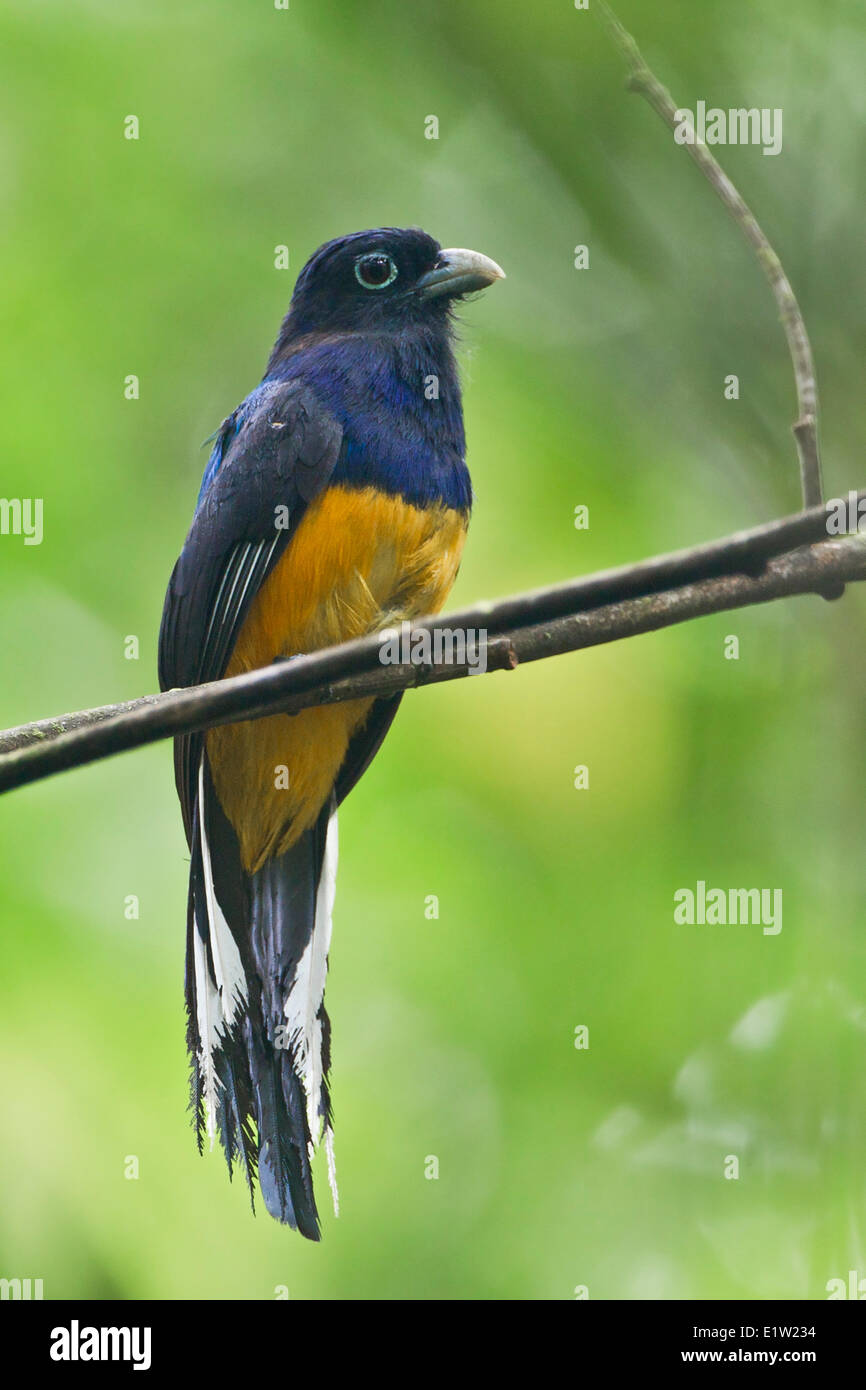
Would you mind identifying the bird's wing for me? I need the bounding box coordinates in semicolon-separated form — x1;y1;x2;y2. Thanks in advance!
158;377;344;841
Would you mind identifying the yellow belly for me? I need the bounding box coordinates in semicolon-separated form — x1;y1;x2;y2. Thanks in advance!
206;484;468;872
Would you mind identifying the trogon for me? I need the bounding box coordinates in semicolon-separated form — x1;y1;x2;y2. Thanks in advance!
158;227;504;1238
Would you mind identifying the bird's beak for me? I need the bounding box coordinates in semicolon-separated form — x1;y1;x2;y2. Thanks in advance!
416;248;506;300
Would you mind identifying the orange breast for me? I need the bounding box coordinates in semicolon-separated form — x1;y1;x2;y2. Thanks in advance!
206;484;468;872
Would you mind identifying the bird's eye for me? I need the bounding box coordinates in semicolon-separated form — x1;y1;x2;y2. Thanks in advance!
354;253;398;290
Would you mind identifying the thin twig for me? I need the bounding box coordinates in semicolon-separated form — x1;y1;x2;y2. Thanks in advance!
0;499;861;794
598;1;823;508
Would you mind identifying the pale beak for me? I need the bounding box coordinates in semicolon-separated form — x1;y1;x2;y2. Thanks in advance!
416;247;506;300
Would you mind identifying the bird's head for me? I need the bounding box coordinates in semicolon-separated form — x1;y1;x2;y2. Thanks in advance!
278;226;505;343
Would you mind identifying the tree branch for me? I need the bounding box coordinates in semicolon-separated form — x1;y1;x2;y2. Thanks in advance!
0;499;862;795
598;1;823;507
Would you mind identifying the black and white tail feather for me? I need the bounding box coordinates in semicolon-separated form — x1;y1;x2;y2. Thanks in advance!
187;755;339;1240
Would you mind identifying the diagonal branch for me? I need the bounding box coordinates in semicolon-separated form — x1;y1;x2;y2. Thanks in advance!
598;1;823;508
0;498;862;795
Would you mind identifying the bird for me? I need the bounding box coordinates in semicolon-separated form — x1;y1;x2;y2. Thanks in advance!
158;227;504;1238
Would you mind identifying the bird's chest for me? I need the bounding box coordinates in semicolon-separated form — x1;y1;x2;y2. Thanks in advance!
225;483;469;672
207;483;468;870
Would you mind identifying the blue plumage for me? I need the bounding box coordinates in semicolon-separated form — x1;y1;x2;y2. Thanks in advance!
275;331;471;512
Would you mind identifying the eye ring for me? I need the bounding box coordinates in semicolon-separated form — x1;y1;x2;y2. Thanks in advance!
354;253;398;290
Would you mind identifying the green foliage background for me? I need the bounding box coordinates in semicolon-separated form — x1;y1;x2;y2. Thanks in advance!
1;0;865;1300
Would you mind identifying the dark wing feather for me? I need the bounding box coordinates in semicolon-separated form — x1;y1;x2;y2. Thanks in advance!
158;377;344;841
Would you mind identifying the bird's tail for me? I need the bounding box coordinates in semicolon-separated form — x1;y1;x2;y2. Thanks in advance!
185;756;339;1239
